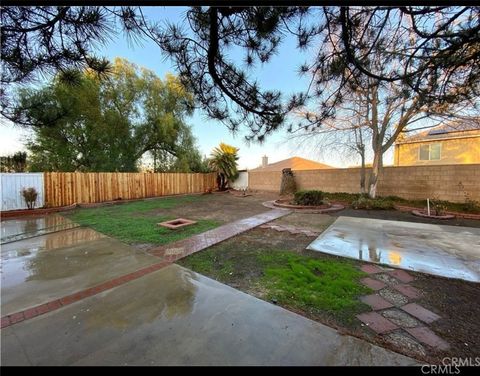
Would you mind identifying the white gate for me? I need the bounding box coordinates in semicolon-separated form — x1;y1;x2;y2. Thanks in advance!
231;171;249;190
0;173;44;211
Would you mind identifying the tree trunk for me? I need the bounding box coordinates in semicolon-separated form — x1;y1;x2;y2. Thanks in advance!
217;172;228;190
359;145;366;194
368;148;383;198
153;150;157;173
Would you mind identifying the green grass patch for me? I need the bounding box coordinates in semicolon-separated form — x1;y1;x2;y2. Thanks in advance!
180;246;371;322
66;195;219;245
257;251;370;313
180;252;234;280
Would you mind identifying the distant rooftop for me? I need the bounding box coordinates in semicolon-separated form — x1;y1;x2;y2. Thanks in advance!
250;156;332;172
397;119;480;144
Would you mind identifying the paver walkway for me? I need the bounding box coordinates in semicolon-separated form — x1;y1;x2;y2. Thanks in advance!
357;265;449;356
147;209;289;260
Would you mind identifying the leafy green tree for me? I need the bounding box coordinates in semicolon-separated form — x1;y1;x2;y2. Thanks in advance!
17;58;201;172
208;143;239;191
150;130;210;173
0;151;28;172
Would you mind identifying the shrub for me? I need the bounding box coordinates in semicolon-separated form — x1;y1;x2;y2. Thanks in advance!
462;199;480;213
430;199;448;216
294;190;325;206
352;197;394;210
21;187;38;209
381;195;407;203
323;192;362;203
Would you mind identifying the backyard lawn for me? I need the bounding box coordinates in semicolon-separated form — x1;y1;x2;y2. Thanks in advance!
65;192;278;248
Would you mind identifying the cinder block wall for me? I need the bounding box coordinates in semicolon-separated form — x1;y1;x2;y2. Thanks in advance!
249;164;480;202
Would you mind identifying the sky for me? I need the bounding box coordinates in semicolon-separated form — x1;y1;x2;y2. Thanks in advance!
0;6;394;169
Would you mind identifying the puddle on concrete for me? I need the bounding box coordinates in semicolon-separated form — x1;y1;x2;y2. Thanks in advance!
1;215;78;243
0;224;159;315
307;216;480;282
1;227;108;288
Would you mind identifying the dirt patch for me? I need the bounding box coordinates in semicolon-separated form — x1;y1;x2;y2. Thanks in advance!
412;274;480;363
148;191;279;223
269;212;335;232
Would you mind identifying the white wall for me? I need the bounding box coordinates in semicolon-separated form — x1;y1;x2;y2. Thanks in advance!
231;171;249;190
1;173;44;211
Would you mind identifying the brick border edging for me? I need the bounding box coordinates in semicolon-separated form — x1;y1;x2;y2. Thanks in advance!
0;204;78;219
394;204;480;220
0;261;171;329
273;199;333;210
262;200;344;214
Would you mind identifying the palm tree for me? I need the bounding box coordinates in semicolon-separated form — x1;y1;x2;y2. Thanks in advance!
208;143;239;191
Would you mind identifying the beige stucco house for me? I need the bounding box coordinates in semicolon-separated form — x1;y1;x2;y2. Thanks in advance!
394;121;480;166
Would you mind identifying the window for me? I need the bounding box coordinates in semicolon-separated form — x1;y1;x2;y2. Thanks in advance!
419;143;441;161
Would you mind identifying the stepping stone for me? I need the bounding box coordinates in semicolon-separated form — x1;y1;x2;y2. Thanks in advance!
360;277;386;291
379;288;409;306
381;309;421;328
356;312;398;334
361;264;383;274
289;229;305;235
375;273;400;285
384;332;426;358
401;303;441;324
360;294;394;310
388;269;415;283
405;327;450;350
393;284;422;299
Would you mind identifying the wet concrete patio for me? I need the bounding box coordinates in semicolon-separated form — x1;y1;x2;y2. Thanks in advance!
1;214;79;244
1;264;417;366
307;216;480;282
1;216;160;316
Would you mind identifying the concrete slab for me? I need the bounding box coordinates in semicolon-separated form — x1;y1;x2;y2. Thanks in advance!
1;264;417;366
1;226;160;315
307;216;480;282
1;214;79;244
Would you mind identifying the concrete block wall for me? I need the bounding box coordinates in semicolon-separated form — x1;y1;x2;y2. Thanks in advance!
249;164;480;203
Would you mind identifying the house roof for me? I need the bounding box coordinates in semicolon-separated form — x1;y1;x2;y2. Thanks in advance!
250;157;332;172
397;119;480;144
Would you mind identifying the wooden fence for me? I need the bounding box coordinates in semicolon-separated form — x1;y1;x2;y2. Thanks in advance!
44;172;217;207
